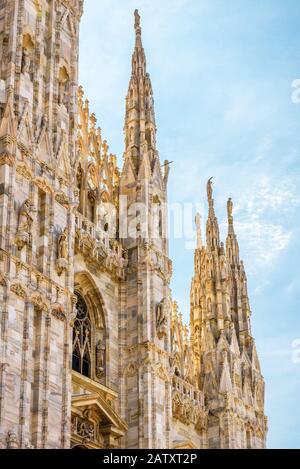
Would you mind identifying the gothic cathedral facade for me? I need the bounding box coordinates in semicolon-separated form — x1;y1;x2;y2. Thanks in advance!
0;1;267;449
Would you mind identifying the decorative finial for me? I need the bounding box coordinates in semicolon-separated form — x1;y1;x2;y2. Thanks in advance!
195;213;202;249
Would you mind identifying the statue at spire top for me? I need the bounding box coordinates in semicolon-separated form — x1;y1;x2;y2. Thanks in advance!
134;9;141;29
227;197;233;219
207;177;213;201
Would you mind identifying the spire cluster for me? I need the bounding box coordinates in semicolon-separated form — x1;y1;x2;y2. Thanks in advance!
188;180;266;446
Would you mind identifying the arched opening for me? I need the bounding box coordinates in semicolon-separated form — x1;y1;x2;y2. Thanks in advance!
73;273;108;384
72;292;92;378
21;33;34;77
58;65;70;108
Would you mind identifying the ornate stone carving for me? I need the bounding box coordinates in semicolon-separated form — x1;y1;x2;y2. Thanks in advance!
0;152;15;167
6;431;18;449
34;177;53;194
55;191;70;207
16;163;33;180
11;281;27;299
30;292;49;312
71;415;95;443
124;362;138;378
51;303;66;322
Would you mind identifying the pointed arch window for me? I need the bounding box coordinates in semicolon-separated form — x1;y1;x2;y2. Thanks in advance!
72;293;92;378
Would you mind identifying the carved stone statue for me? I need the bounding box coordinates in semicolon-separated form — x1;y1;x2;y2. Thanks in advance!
227;198;233;218
227;197;233;224
56;227;69;276
6;431;18;449
156;298;168;339
21;48;31;75
134;9;141;29
16;198;34;251
58;227;68;260
76;163;83;189
96;340;105;379
18;198;33;234
207;177;213;201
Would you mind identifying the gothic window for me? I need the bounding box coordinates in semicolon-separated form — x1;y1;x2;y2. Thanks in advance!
72;293;92;378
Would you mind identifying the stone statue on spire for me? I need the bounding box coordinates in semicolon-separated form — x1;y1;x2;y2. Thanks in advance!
227;197;234;233
207;177;213;202
134;9;141;29
227;197;233;219
227;198;233;223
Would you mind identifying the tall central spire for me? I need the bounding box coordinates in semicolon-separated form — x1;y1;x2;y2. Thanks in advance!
123;10;157;172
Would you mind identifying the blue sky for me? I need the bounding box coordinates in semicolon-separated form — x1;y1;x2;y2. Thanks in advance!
79;0;300;449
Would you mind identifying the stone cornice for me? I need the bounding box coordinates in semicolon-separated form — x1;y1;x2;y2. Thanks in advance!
0;251;71;298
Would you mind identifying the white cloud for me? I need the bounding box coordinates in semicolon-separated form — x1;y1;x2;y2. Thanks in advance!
218;173;299;271
235;220;291;267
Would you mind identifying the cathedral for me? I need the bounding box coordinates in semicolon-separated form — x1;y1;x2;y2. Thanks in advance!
0;1;267;449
